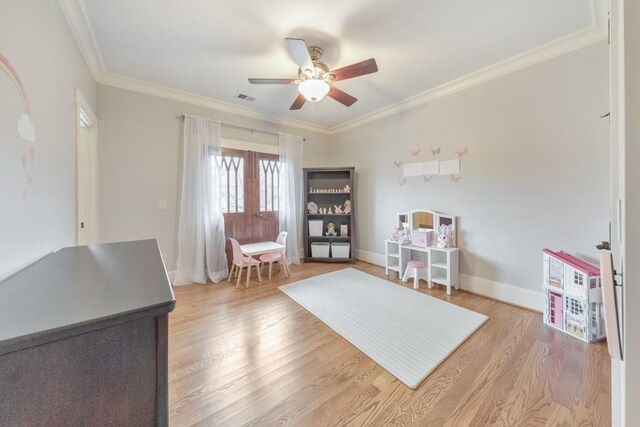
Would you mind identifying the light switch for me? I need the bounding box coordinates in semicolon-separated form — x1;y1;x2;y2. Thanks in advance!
158;199;167;210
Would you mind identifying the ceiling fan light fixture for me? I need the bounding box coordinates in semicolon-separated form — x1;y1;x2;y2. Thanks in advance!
298;79;330;102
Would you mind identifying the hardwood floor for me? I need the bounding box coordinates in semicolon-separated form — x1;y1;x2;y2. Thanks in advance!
168;262;611;426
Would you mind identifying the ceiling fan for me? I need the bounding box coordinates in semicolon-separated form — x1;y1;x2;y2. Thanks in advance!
248;38;378;110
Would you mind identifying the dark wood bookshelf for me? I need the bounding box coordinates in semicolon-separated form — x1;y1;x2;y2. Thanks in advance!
303;167;356;263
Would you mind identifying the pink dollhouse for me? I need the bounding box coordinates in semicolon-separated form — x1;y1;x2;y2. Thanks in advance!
543;249;605;343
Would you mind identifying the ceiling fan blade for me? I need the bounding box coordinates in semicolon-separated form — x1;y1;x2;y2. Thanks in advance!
248;78;295;84
285;38;314;72
289;93;306;110
330;58;378;82
327;86;357;107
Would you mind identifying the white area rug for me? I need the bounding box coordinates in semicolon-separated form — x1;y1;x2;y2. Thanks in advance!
279;268;488;389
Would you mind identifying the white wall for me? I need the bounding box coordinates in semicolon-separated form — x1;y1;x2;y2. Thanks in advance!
331;43;609;307
96;84;333;270
0;1;95;280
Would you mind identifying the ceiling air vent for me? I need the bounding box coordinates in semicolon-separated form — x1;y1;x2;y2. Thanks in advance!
236;93;256;102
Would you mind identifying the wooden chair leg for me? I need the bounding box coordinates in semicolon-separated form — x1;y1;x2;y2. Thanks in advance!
245;264;251;288
227;264;235;282
268;262;273;280
236;266;243;289
256;263;262;282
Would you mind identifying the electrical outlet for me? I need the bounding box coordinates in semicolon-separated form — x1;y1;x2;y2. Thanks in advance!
158;199;167;210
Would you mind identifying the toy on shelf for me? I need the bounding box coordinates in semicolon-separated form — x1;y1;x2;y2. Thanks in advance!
437;224;452;248
307;201;319;214
309;185;352;194
411;228;433;248
542;249;605;343
334;205;343;214
343;200;352;214
390;226;411;243
326;222;337;236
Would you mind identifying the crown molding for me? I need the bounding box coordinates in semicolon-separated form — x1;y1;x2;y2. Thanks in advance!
57;0;105;80
59;0;607;136
330;25;607;134
98;72;334;134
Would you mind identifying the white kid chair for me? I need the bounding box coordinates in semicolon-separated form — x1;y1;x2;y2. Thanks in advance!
259;231;288;280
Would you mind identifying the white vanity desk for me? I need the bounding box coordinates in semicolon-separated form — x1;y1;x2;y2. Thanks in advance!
384;209;460;294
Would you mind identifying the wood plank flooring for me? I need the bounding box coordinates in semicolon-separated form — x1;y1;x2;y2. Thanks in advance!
168;262;610;426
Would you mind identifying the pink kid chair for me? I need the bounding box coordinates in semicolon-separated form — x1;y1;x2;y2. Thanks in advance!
228;238;261;289
259;231;288;280
402;260;428;290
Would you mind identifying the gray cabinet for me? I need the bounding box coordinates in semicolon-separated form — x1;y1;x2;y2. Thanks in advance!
0;240;175;426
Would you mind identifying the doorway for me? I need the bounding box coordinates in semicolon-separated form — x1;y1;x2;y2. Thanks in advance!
76;89;98;246
218;148;281;262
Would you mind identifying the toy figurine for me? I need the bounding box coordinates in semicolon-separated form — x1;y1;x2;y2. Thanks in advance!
343;200;352;214
437;224;451;248
328;207;333;214
334;205;343;214
343;185;351;193
326;222;337;236
308;201;319;214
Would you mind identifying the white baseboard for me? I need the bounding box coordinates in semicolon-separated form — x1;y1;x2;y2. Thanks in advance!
166;269;176;283
355;248;542;312
459;273;543;312
355;249;387;267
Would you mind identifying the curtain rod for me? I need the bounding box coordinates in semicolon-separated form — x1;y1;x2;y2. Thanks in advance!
177;115;305;141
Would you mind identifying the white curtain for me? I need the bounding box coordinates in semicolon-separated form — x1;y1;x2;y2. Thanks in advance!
278;133;304;264
174;115;228;285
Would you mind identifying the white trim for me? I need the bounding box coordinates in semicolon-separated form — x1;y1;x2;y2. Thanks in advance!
57;0;105;80
75;88;96;125
99;72;333;135
459;274;543;312
221;138;278;154
75;89;99;246
166;269;176;283
355;248;542;312
356;248;387;267
331;26;607;134
59;0;607;135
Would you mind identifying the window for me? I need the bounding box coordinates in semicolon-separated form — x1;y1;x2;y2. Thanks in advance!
217;154;244;213
259;158;281;212
574;271;584;287
566;297;584;316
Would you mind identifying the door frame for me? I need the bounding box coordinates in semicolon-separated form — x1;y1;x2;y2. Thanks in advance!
219;147;281;263
75;89;98;246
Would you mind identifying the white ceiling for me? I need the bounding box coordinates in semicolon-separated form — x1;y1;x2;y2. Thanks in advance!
82;0;601;129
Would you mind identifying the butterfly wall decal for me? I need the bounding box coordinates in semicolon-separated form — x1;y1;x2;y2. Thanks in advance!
423;175;434;183
394;160;402;168
431;147;441;155
399;178;407;186
450;174;462;183
411;149;421;157
457;147;468;158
